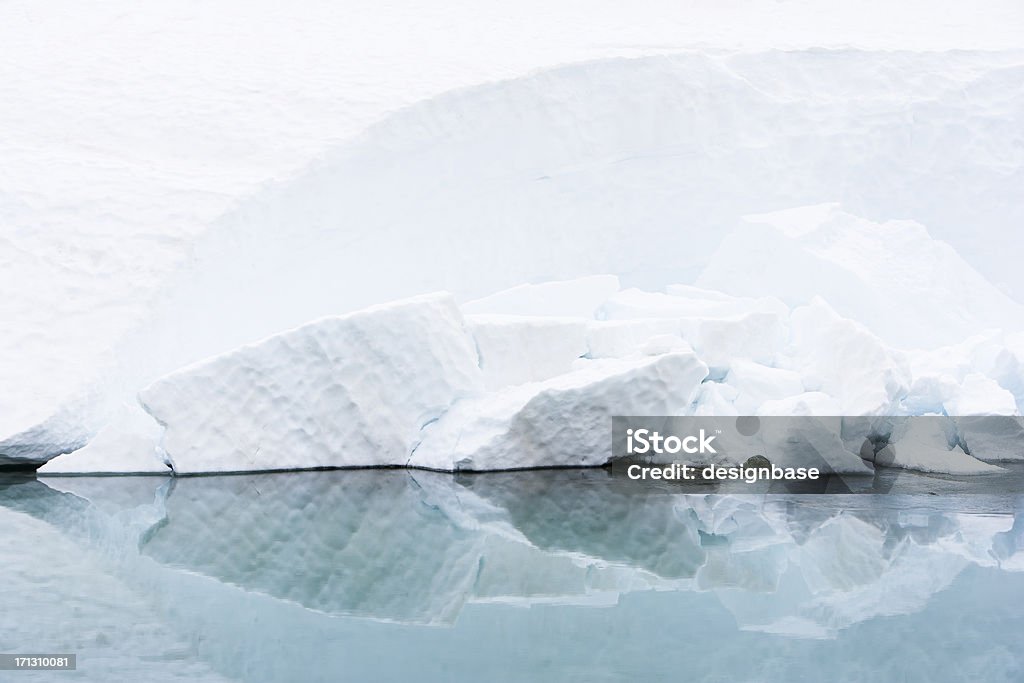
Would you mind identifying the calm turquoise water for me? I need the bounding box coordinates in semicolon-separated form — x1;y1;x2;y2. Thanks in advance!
1;469;1022;682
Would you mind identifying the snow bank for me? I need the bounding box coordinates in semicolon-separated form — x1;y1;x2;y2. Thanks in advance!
410;352;708;471
139;294;483;473
7;49;1024;458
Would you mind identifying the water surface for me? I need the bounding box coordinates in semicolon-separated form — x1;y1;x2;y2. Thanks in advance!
1;468;1022;682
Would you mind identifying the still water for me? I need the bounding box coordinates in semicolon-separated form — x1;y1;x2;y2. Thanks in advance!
1;468;1022;682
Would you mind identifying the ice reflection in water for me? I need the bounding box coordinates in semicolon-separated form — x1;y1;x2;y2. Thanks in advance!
0;469;1023;682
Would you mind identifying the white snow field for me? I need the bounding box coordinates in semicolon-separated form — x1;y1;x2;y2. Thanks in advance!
4;2;1024;472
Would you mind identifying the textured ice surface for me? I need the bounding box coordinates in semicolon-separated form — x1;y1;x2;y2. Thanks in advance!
411;352;708;471
955;416;1024;462
139;294;482;473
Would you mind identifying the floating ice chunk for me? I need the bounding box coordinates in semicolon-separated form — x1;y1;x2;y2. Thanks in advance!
462;276;620;318
697;205;1024;348
139;293;483;473
725;360;804;415
0;398;95;469
954;416;1024;462
37;403;170;475
585;319;682;358
411;351;708;471
873;417;1001;474
945;373;1018;416
468;315;587;390
787;298;910;415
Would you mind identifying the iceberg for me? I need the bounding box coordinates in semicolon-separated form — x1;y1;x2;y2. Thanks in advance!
954;416;1024;462
410;351;708;471
139;294;483;473
871;417;1002;474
